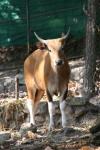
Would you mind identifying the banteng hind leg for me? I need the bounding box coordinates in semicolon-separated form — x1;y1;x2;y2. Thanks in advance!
34;89;44;113
26;86;36;125
27;87;44;125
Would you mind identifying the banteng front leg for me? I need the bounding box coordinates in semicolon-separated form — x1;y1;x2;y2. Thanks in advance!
48;101;55;130
60;89;68;128
60;100;67;128
47;90;55;131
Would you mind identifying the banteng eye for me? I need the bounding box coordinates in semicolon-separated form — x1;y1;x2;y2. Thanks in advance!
44;44;51;52
60;45;64;51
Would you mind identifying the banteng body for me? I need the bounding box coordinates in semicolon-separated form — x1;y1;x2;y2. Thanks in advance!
24;30;70;130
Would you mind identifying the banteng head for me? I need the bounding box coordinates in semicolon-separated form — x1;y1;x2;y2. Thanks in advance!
34;28;70;67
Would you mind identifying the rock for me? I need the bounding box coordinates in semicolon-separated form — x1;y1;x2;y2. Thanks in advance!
61;127;76;136
90;117;100;146
45;146;53;150
19;123;37;137
21;137;33;144
16;137;33;146
0;131;11;144
89;96;100;107
0;84;4;93
66;97;86;106
11;131;21;140
71;66;84;81
90;132;100;146
90;122;100;134
35;115;45;124
36;102;48;115
27;131;37;140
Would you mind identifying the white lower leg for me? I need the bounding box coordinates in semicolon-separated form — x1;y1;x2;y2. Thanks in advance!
48;101;55;130
60;100;67;128
27;99;35;125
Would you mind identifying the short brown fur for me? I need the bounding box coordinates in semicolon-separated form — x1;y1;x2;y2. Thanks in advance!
24;36;70;118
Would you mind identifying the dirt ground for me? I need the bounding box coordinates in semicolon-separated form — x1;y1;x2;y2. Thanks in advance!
0;58;100;150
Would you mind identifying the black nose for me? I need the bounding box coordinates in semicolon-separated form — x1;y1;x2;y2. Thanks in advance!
56;59;63;66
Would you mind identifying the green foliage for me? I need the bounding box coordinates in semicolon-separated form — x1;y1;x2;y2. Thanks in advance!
0;0;87;46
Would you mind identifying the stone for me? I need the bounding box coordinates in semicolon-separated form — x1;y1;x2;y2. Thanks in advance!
0;131;11;144
11;131;21;140
61;127;76;136
45;146;53;150
90;132;100;146
66;97;86;106
27;131;37;140
0;84;4;93
90;117;100;134
36;102;48;115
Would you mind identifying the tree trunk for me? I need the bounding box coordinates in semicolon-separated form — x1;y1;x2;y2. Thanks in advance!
83;0;96;100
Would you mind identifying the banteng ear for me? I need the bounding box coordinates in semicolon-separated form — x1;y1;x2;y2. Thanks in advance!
36;42;46;50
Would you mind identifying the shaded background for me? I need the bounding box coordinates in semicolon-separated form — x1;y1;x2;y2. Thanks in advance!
0;0;99;66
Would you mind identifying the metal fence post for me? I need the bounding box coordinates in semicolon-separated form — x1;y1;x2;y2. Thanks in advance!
26;0;30;54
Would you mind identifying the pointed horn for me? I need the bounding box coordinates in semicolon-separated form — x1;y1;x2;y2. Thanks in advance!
34;32;47;44
60;27;70;40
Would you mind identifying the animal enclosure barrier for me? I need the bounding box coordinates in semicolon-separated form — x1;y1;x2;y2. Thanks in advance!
0;0;87;48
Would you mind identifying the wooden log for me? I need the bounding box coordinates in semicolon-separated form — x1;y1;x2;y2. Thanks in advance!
15;75;19;100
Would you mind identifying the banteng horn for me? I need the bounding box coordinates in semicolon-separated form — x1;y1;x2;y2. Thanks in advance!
34;32;47;44
60;27;70;40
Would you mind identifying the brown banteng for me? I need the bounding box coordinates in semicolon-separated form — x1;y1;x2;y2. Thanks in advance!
24;29;70;130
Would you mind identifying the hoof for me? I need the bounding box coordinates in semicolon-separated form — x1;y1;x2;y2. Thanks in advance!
62;127;75;136
48;125;55;132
